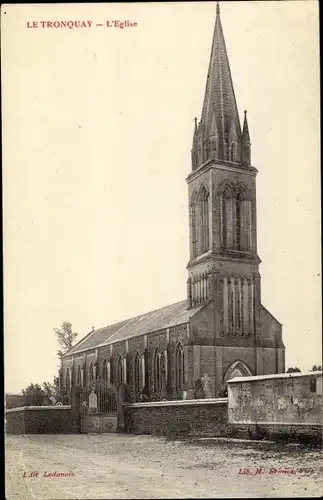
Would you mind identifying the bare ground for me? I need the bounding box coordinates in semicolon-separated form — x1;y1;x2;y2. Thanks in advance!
5;434;323;499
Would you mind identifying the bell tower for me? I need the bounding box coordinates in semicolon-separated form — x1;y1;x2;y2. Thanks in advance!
187;3;261;345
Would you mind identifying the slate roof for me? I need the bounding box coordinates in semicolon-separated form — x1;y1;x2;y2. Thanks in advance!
200;4;242;140
64;300;203;357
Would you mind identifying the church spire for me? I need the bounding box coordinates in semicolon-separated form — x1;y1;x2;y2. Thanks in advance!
192;2;244;169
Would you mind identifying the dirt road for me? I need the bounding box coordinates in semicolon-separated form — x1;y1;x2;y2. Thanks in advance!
5;434;323;498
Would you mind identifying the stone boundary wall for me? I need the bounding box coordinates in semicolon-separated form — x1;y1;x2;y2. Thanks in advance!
5;406;72;435
227;371;322;444
125;398;230;437
125;394;322;444
227;371;322;425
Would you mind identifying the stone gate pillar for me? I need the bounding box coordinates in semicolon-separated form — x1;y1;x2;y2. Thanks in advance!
70;387;81;433
116;383;128;433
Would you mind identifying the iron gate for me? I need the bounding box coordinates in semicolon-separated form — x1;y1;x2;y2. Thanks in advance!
79;379;117;433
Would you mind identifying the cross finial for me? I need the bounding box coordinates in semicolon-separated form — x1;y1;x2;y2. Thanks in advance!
216;2;220;16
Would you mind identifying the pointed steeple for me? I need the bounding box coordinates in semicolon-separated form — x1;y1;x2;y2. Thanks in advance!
193;2;243;167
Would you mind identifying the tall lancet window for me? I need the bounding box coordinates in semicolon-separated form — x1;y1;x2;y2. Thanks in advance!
153;348;162;392
175;343;185;390
116;356;123;386
229;290;234;334
134;353;140;398
102;360;107;381
199;185;210;254
160;351;166;390
236;192;242;250
236;281;242;333
221;187;231;249
191;200;197;258
191;187;209;258
221;196;227;249
89;363;94;383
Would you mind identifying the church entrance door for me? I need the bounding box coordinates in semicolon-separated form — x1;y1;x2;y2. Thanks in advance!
79;379;117;433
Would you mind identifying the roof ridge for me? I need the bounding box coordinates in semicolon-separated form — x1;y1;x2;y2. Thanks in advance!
96;299;187;333
63;299;187;357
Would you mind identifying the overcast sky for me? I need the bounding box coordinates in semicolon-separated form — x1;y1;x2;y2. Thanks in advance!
3;1;320;393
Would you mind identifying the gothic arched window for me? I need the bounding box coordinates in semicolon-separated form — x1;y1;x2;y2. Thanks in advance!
126;354;132;386
175;343;185;390
107;360;111;383
191;200;197;258
229;289;234;333
221;187;231;249
102;360;107;381
116;356;123;386
109;358;114;384
236;282;242;333
199;185;210;254
191;187;209;258
160;351;166;390
89;363;94;383
134;353;140;398
153;348;162;392
236;192;242;250
222;196;227;249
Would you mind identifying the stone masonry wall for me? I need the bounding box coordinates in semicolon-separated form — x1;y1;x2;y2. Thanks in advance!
5;408;25;434
228;372;323;425
6;407;72;434
125;399;230;437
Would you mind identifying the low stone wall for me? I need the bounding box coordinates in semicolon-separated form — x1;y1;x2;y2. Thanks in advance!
227;371;323;444
228;371;322;425
5;406;72;434
5;407;26;434
125;398;229;437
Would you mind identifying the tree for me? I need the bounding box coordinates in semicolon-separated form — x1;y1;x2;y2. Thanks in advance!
54;321;78;358
22;383;46;406
286;367;301;373
50;375;68;404
311;364;322;372
41;381;56;404
53;375;60;392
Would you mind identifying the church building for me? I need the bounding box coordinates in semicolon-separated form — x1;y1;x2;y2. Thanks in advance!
61;4;285;400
